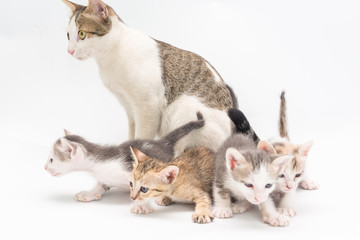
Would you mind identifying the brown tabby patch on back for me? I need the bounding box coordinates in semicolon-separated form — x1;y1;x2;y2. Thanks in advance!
156;40;233;110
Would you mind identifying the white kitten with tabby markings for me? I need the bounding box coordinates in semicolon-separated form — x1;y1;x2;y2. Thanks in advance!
62;0;237;153
212;134;293;227
44;114;204;202
270;91;319;218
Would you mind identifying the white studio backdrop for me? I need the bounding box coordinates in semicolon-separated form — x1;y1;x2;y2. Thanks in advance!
0;0;359;239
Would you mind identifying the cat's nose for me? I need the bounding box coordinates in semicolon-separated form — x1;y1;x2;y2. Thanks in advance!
68;49;75;55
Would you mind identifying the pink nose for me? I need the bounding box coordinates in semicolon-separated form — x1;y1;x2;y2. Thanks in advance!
68;50;75;55
44;165;47;170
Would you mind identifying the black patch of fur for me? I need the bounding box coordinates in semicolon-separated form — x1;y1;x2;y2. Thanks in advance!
228;108;260;143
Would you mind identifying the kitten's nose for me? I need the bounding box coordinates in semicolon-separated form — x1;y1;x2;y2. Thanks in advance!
44;165;48;170
68;49;75;55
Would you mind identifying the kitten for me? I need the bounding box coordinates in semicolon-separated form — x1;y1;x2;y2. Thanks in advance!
62;0;236;153
212;134;293;227
270;91;319;217
129;146;215;224
44;113;204;202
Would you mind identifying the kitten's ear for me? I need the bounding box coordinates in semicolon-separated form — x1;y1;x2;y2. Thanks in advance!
87;0;109;19
226;148;247;171
257;141;277;154
59;138;85;160
62;0;85;13
130;147;149;165
271;155;293;172
157;166;179;184
63;129;72;136
298;141;313;157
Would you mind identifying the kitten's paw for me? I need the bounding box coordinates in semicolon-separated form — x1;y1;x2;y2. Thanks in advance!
231;202;251;214
192;211;214;224
278;207;296;218
212;207;233;218
131;203;154;214
75;191;101;202
155;196;172;206
300;180;320;190
263;214;290;227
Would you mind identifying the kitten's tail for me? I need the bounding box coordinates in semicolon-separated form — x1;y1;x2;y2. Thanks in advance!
228;108;260;143
279;91;290;140
226;84;239;109
159;112;205;147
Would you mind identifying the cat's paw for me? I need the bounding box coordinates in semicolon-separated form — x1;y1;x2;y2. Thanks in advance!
75;191;101;202
278;207;296;218
231;202;251;214
263;214;290;227
300;180;320;190
131;203;153;214
192;211;214;224
155;196;172;206
212;207;233;218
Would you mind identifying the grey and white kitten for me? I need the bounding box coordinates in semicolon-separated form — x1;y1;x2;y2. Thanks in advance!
44;113;204;202
212;134;293;227
63;0;236;153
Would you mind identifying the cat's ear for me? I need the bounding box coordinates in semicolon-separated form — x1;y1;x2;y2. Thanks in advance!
297;141;313;157
257;141;277;154
62;0;85;13
63;129;73;136
130;147;149;165
226;148;247;171
271;155;293;172
87;0;109;20
157;166;179;184
59;138;85;160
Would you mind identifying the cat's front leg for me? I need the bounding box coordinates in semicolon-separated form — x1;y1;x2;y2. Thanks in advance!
75;183;109;202
231;199;251;214
130;202;154;214
133;103;161;139
278;190;296;217
192;194;213;224
212;186;233;218
259;197;290;227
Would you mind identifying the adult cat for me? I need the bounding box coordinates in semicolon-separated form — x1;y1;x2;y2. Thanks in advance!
63;0;236;153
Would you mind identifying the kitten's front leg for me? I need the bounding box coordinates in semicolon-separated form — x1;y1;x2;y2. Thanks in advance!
131;202;154;214
75;183;109;202
231;200;251;214
300;177;320;190
278;190;296;217
155;196;172;206
212;186;233;218
192;194;213;224
259;197;290;227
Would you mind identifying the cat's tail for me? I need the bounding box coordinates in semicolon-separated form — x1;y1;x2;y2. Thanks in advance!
228;108;260;143
226;84;239;109
279;91;290;140
159;112;205;147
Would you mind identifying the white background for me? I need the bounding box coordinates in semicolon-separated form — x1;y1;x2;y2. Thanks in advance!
1;0;359;239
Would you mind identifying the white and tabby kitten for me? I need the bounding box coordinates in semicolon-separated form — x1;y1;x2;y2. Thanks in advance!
62;0;237;153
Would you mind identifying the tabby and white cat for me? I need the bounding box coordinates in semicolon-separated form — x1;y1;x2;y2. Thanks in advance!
212;133;293;226
62;0;237;153
129;146;215;224
44;113;204;201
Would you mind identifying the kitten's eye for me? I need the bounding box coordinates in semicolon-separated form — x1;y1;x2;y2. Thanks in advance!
78;30;86;40
67;32;70;40
129;181;133;188
279;174;285;178
50;158;53;163
245;183;253;188
140;186;149;193
265;184;273;188
295;173;302;178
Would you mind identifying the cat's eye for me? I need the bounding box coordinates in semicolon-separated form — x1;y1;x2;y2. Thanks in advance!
67;32;70;40
295;173;302;178
78;30;86;40
140;186;149;193
279;174;285;178
50;158;53;163
129;181;133;188
265;184;273;188
245;183;253;188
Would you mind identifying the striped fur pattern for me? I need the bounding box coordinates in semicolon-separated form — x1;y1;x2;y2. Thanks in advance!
279;91;289;140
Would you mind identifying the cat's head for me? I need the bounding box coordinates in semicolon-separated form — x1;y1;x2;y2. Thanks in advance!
129;147;178;203
63;0;120;60
273;141;313;192
225;140;293;205
44;130;87;177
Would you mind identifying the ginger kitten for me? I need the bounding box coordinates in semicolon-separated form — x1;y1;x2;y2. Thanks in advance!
129;147;215;224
